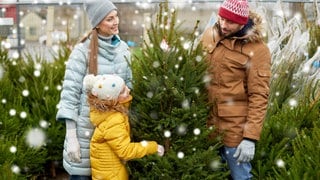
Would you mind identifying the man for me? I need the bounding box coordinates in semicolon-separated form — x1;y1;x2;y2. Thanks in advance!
201;0;271;179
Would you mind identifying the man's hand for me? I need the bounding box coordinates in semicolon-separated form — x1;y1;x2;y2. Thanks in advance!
233;139;255;162
66;129;81;163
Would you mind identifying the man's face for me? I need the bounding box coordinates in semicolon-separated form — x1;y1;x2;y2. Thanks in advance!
218;17;244;37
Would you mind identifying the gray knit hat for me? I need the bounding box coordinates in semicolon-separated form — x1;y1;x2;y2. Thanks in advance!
84;0;117;28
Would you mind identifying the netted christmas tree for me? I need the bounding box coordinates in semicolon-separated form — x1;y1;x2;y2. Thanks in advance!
128;2;228;179
251;3;320;178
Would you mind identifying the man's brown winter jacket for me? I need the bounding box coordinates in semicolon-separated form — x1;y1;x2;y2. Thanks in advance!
201;12;271;147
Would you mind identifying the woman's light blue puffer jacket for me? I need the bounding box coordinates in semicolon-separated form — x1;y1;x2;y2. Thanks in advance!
56;35;132;176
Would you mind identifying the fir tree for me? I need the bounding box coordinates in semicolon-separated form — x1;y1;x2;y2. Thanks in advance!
0;45;69;179
128;2;228;179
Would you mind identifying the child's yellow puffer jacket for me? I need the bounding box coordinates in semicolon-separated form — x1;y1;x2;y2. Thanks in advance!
89;96;158;180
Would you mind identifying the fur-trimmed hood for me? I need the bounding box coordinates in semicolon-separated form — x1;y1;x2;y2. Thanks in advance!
241;11;265;43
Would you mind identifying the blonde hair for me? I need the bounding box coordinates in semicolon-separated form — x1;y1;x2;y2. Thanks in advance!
87;93;128;114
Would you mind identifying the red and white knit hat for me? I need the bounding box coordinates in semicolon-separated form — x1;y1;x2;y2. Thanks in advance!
218;0;249;25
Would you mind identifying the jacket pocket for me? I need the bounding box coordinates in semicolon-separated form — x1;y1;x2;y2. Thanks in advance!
255;69;271;92
224;51;249;68
258;69;271;77
217;103;248;117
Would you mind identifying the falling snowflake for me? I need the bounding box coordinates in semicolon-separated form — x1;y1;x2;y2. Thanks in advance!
25;128;46;148
193;87;199;94
84;131;90;137
11;165;20;174
177;124;187;135
195;55;202;62
146;91;153;98
210;159;221;170
225;149;230;155
56;85;62;91
20;111;27;119
34;70;41;77
164;130;171;138
153;61;160;68
10;146;17;153
9;109;16;116
288;98;297;107
177;151;184;159
140;140;148;147
193;128;200;135
183;42;190;50
39;120;49;128
22;89;30;97
44;86;49;91
203;74;211;84
19;76;26;83
276;159;285;168
181;99;190;109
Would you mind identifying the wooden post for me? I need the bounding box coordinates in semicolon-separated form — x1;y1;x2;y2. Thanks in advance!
46;6;54;47
143;12;151;47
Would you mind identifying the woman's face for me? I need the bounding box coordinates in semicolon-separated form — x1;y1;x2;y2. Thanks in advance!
96;10;119;37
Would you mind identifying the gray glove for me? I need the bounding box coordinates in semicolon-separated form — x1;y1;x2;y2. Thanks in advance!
233;139;255;162
66;129;81;163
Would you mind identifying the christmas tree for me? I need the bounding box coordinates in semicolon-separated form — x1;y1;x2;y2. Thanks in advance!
0;45;69;179
128;2;228;179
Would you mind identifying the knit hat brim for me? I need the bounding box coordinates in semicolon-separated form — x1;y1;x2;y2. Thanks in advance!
219;7;249;25
84;0;117;28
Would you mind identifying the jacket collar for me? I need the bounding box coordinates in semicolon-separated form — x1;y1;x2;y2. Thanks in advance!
232;19;254;38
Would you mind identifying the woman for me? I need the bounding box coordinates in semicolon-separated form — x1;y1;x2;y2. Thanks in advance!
56;0;132;179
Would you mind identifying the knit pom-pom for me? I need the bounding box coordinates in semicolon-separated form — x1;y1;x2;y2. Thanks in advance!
83;74;97;91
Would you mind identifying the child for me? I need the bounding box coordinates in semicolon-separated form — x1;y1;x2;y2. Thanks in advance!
83;74;164;180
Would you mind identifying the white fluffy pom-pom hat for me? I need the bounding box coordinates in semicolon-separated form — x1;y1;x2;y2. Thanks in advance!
83;74;125;100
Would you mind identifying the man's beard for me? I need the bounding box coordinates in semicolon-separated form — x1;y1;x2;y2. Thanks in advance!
218;25;237;38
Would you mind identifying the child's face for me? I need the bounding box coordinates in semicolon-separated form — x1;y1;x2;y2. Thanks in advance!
118;85;130;102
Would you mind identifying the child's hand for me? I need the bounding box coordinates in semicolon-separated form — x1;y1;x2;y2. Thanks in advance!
157;145;165;156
